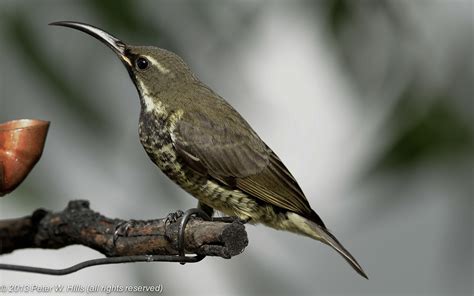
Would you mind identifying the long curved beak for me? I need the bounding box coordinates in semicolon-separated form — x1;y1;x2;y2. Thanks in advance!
49;21;131;66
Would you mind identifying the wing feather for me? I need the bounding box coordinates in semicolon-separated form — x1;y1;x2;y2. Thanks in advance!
172;96;314;219
236;152;312;215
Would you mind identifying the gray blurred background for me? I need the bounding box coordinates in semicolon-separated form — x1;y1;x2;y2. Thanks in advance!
0;0;472;295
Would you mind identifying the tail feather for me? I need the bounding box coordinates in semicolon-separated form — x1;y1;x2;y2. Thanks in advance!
287;213;368;279
316;223;368;279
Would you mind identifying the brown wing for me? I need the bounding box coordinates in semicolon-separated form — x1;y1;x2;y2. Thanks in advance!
173;109;269;178
235;151;313;216
173;106;316;220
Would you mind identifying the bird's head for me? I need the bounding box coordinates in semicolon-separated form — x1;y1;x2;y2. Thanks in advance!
50;21;196;103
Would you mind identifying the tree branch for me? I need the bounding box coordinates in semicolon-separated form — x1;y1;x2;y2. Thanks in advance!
0;200;248;259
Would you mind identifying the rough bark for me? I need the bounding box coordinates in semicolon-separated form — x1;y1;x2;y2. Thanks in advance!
0;200;248;259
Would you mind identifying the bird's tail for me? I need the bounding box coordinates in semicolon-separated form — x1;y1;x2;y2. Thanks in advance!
286;212;368;279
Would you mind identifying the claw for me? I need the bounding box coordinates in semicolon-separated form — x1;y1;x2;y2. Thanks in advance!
165;210;184;226
112;219;136;246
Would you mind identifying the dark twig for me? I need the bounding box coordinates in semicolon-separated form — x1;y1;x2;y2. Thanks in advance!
0;255;204;275
0;200;248;275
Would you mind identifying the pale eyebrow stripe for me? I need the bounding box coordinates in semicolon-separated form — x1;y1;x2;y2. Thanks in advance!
144;55;170;74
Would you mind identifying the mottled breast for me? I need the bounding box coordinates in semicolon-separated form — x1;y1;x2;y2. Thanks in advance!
137;105;260;220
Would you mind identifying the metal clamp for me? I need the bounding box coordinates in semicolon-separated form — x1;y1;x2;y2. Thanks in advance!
177;208;211;265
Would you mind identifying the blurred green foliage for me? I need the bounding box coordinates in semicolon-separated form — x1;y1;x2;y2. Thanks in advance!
322;0;473;174
375;89;473;171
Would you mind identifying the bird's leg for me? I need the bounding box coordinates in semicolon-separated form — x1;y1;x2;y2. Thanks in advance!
197;201;214;218
197;201;248;224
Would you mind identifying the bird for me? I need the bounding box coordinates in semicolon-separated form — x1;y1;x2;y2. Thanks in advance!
50;21;367;279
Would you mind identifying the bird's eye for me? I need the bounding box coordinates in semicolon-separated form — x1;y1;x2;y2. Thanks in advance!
136;57;149;70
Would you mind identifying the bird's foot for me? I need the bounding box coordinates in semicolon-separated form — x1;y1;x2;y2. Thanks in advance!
113;219;139;246
177;208;211;265
211;216;249;224
165;210;184;226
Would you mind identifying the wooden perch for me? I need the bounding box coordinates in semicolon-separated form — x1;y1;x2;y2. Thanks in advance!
0;200;248;259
